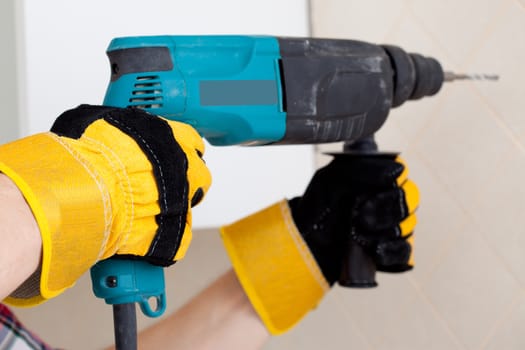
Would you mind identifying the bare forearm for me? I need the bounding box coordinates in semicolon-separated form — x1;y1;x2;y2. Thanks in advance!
106;269;269;350
0;174;42;301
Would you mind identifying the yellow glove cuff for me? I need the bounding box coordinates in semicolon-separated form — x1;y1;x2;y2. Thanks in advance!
220;200;330;335
0;133;109;306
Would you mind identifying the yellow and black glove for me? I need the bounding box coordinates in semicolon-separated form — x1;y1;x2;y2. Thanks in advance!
220;154;418;335
0;105;211;306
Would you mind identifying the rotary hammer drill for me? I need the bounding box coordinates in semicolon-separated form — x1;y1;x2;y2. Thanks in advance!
90;35;457;324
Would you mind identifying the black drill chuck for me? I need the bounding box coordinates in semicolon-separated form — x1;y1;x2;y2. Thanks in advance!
381;45;445;107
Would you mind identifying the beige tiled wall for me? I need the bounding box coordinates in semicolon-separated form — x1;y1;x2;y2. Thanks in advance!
304;0;525;349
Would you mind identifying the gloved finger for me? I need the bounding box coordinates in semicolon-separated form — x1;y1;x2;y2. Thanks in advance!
374;212;416;272
161;119;212;261
402;179;419;215
355;178;419;229
374;236;413;272
352;226;401;247
164;118;212;207
399;213;417;237
353;188;408;231
394;156;408;186
351;209;415;249
351;223;415;272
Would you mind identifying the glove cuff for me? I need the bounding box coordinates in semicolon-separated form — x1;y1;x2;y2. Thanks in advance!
0;133;109;306
220;200;330;335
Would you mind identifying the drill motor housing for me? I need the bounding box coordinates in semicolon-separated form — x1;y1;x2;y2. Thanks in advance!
104;35;444;146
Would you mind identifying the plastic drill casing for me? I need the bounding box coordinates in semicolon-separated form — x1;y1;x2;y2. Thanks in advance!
104;35;286;146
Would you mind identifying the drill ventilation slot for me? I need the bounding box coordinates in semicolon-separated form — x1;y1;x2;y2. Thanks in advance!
129;75;164;109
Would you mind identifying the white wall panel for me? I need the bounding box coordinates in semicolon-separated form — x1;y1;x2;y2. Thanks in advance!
22;0;313;227
0;0;23;143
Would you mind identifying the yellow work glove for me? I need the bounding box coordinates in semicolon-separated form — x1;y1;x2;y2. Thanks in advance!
221;154;419;335
0;105;211;306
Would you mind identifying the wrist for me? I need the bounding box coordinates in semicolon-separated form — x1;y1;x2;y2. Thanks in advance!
0;134;110;305
0;173;42;301
220;200;329;335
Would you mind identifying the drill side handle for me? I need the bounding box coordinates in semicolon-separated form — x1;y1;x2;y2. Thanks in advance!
338;238;378;288
337;136;378;288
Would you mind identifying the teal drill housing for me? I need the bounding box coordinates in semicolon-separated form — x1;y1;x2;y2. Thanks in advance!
104;35;286;146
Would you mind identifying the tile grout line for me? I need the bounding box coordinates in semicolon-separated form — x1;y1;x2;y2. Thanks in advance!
407;0;509;71
412;143;525;290
513;0;525;12
401;84;525;289
413;217;468;284
418;0;525;158
399;74;450;155
331;290;378;350
444;0;525;157
405;3;462;68
367;274;472;350
335;274;449;350
381;1;411;43
406;275;467;350
479;290;525;349
468;83;525;155
399;2;524;172
369;277;426;349
401;9;525;303
457;0;510;69
390;99;474;284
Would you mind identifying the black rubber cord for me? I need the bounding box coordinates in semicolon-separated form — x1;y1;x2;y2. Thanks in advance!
113;303;137;350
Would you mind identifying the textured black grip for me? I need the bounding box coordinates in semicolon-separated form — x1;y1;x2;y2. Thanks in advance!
338;136;378;288
339;240;377;287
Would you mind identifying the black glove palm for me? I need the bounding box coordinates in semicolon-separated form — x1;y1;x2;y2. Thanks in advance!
289;154;418;286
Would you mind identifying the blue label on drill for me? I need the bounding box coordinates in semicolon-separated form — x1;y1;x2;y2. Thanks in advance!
199;80;278;106
104;35;287;145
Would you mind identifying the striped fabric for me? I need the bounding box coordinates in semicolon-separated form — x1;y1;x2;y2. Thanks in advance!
0;304;54;350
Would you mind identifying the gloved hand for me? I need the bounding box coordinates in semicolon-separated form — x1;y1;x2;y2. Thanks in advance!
220;154;418;335
0;105;211;306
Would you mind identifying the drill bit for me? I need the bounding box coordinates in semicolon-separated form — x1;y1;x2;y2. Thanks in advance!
444;71;499;82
